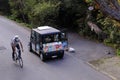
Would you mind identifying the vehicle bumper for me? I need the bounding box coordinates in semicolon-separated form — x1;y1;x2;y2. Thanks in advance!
43;50;64;58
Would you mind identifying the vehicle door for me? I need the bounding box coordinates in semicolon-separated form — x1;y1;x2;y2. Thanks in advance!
35;32;40;54
61;32;68;50
30;30;36;52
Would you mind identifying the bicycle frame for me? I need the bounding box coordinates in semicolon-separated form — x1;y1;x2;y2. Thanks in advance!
14;49;23;68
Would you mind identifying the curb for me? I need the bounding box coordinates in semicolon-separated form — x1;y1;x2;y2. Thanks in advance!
87;62;117;80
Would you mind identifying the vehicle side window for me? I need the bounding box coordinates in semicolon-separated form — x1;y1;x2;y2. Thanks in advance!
54;34;59;42
31;30;36;43
61;32;67;41
45;36;52;43
31;30;34;39
36;32;39;43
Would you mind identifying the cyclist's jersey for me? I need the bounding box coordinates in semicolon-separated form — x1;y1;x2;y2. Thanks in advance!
11;37;21;46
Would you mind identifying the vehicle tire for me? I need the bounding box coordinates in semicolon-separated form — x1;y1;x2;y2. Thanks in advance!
58;52;64;59
40;53;46;61
29;42;33;52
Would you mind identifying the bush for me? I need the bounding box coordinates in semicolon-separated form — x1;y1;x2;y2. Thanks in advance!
117;49;120;56
31;1;60;26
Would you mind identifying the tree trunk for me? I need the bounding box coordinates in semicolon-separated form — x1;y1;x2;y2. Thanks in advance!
95;0;120;21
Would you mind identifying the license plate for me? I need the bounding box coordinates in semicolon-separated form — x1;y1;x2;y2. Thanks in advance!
52;55;57;58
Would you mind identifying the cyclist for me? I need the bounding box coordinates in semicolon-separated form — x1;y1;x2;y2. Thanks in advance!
11;35;23;61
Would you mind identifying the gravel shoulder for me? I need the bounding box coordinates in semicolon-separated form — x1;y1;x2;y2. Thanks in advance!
89;56;120;80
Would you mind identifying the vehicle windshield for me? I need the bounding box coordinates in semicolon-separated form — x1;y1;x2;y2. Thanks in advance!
42;33;67;43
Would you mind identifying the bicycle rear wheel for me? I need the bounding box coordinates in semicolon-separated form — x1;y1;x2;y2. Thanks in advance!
18;57;23;68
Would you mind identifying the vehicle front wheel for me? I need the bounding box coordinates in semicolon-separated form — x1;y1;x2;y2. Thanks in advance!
58;52;64;59
40;53;46;61
29;42;33;52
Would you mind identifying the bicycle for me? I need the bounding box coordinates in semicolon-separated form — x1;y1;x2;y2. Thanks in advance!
14;49;23;68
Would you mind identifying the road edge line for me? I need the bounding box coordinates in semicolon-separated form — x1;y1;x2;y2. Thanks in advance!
87;62;117;80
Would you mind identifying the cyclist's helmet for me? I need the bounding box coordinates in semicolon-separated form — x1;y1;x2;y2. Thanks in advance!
14;35;19;42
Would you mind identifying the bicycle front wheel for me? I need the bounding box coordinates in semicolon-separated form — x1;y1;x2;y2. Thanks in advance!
18;57;23;68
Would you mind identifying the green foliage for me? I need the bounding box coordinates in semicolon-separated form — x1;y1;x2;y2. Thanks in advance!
97;12;120;50
85;0;94;3
8;0;88;28
0;0;10;15
31;1;60;26
117;49;120;56
98;17;120;43
58;0;87;29
23;0;37;22
9;0;27;22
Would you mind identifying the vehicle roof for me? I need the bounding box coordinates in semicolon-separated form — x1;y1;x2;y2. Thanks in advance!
32;26;60;35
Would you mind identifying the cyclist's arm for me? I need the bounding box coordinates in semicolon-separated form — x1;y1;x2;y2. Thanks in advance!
20;41;23;52
11;42;16;51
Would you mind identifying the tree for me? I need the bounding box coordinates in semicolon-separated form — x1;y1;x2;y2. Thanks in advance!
95;0;120;21
9;0;27;22
22;0;37;23
58;0;87;29
31;1;60;26
0;0;10;14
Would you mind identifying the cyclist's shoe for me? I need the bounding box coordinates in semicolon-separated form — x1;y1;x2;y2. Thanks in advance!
12;57;15;61
16;57;19;60
16;56;21;60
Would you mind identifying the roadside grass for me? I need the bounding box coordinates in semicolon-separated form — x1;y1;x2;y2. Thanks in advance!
89;58;105;67
117;49;120;56
89;56;120;80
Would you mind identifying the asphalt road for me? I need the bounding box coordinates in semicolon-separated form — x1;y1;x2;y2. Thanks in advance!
67;32;114;62
0;16;112;80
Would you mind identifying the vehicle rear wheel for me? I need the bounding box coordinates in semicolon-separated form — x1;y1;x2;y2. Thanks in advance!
29;42;33;52
40;53;45;61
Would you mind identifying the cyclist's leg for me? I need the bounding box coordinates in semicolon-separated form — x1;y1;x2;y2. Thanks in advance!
18;49;21;58
16;44;21;59
12;46;15;60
